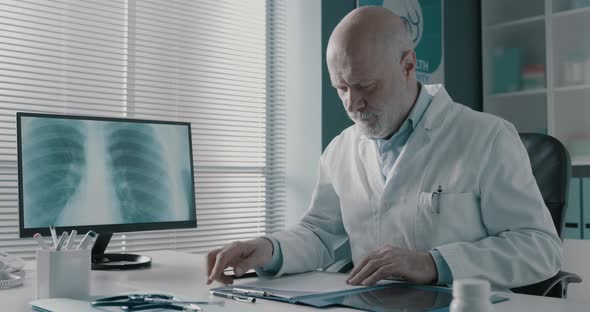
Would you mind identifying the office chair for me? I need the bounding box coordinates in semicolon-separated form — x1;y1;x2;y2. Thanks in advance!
510;133;582;298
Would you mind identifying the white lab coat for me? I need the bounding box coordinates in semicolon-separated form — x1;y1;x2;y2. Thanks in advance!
269;84;563;290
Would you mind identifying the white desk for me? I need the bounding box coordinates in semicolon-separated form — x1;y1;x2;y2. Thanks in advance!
1;250;588;311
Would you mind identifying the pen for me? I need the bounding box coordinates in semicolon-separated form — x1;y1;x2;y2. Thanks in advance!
49;226;58;248
232;287;269;296
65;230;77;250
55;232;68;251
432;184;443;214
209;290;256;303
77;230;98;250
436;185;443;213
144;298;224;305
33;233;51;250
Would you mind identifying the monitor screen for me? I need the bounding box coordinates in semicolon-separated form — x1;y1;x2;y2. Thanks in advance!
17;112;197;237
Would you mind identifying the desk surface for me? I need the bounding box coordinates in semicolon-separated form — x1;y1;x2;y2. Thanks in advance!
1;250;588;312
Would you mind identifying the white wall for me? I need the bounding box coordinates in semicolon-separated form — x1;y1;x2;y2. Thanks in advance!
563;239;590;303
285;0;322;227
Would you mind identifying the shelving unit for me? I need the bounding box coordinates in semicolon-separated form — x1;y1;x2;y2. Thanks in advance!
483;0;590;240
486;89;546;99
482;0;590;165
554;84;590;92
485;15;545;31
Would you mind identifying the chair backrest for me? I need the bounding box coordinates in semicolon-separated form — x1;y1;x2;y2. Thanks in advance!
519;133;571;237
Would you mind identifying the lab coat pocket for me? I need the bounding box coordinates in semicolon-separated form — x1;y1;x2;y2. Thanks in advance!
415;192;440;250
437;192;486;244
417;191;441;214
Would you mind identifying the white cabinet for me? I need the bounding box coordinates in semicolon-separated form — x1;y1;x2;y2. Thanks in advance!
482;0;590;166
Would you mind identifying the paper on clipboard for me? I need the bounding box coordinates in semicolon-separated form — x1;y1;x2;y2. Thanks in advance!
213;271;509;312
214;271;396;302
211;271;358;302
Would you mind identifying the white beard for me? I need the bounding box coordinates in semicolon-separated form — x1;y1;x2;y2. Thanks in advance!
349;111;388;138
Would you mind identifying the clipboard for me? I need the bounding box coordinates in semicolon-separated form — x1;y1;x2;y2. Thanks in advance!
212;282;509;312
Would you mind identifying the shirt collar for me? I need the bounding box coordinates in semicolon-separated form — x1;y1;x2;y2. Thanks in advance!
406;82;431;130
375;82;431;145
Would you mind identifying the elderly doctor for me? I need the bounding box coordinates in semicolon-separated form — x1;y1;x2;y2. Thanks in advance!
206;6;563;290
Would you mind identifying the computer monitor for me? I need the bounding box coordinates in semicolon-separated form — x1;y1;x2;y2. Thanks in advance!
17;112;197;269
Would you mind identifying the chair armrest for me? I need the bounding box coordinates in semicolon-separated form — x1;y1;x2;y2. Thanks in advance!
511;270;583;298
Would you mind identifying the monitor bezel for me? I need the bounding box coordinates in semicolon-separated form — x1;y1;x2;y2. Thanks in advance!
17;112;197;238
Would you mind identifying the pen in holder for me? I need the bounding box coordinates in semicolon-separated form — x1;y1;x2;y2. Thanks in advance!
36;248;91;300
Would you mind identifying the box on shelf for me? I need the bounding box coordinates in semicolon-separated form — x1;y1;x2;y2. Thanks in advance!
562;51;589;85
492;47;521;94
522;64;545;90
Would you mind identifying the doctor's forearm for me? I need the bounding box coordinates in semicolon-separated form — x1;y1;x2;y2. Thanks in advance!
435;229;562;289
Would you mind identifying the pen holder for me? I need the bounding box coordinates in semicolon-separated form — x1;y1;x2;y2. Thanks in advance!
36;249;91;300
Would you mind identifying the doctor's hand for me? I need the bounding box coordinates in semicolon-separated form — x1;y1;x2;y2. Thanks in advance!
347;245;437;286
206;237;273;285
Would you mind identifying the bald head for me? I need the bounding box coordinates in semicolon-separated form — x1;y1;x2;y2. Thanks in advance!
327;6;412;65
326;6;418;139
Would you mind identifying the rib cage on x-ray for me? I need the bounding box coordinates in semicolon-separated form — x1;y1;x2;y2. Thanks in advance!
22;119;86;227
21;117;193;228
105;123;172;223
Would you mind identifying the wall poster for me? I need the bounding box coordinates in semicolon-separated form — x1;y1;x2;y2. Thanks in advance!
357;0;444;84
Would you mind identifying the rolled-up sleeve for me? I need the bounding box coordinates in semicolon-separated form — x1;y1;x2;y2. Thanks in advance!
429;249;453;285
255;237;283;277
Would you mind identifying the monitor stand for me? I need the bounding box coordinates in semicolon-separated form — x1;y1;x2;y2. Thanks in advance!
91;233;152;270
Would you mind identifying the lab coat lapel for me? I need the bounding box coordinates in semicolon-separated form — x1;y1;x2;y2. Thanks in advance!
383;86;452;195
358;136;385;193
382;122;430;195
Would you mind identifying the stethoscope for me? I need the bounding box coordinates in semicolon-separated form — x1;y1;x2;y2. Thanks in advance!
91;293;224;311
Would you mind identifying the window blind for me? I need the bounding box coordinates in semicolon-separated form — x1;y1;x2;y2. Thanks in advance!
0;0;286;259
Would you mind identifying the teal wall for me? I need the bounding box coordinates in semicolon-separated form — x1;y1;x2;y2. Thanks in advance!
321;0;356;150
321;0;482;149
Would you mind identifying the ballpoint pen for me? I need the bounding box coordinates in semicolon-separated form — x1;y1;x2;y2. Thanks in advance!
209;290;256;303
143;298;224;305
55;232;68;251
49;226;58;248
77;230;97;250
65;230;77;250
232;287;270;297
33;233;51;250
431;184;443;214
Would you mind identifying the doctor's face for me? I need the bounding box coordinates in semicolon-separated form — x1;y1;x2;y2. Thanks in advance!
328;46;415;139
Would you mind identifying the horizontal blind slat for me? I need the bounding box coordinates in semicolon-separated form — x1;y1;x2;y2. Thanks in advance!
0;0;286;258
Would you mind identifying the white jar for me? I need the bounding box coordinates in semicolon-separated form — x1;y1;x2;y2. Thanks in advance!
585;58;590;84
450;279;493;312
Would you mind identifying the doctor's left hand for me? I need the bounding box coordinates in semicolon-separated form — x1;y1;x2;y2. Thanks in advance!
347;245;437;286
206;238;273;285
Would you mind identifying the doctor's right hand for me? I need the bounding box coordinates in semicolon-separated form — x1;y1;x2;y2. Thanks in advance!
206;237;273;285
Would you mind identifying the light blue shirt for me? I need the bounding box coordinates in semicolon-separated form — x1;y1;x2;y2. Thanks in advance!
259;84;453;285
376;83;430;180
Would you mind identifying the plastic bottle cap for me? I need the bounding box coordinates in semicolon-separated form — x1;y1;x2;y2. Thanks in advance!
452;279;491;299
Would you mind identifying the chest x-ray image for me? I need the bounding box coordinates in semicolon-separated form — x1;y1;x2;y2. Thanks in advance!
19;115;196;228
